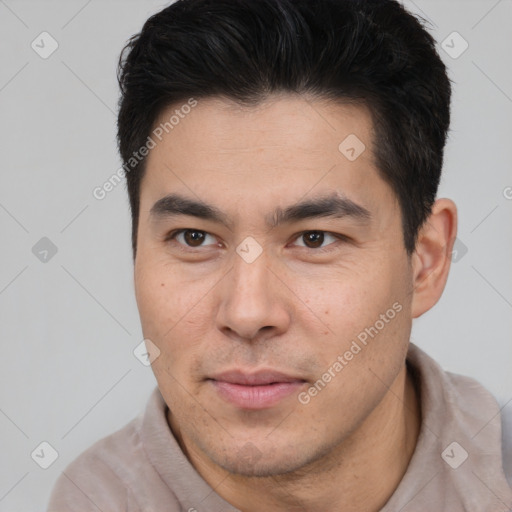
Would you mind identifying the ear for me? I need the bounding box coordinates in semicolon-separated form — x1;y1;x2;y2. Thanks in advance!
410;198;458;319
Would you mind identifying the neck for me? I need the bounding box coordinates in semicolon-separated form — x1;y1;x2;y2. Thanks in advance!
172;363;421;512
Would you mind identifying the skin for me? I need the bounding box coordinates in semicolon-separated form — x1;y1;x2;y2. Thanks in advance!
134;94;457;511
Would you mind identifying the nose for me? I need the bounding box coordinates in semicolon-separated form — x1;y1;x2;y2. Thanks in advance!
215;249;291;343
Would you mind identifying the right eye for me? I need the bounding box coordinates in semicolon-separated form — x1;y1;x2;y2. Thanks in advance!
165;229;219;249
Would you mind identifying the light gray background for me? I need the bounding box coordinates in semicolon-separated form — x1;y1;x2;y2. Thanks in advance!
0;0;511;510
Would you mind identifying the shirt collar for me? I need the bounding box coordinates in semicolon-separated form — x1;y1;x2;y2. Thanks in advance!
381;342;512;511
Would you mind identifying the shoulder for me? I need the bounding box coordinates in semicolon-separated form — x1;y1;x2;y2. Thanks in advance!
46;416;143;512
47;387;185;512
408;343;512;492
445;369;512;488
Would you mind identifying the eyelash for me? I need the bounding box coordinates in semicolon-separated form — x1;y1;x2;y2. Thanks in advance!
164;229;349;254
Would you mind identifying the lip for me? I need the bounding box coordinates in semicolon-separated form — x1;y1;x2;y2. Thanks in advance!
208;369;307;410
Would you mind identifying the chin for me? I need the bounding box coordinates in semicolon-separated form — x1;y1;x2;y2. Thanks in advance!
204;437;324;478
217;452;304;477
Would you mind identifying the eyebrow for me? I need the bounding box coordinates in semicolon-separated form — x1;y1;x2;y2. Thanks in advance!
149;192;372;230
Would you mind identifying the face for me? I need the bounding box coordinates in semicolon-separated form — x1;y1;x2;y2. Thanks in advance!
134;94;415;477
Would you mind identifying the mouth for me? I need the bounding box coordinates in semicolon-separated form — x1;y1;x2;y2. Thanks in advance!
207;370;307;410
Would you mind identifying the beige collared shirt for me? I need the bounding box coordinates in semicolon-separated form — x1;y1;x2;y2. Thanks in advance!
47;343;512;511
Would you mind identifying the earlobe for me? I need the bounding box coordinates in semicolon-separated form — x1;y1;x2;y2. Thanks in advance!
410;198;458;318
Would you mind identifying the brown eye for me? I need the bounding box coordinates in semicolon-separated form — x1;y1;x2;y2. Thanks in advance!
302;231;325;248
167;229;217;248
182;230;206;247
291;231;342;252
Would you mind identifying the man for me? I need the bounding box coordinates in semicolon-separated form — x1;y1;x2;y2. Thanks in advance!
47;0;512;510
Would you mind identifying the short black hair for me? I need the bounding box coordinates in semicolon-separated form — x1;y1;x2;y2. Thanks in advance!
117;0;451;259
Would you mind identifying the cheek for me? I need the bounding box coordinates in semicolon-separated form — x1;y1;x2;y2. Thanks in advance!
300;256;411;362
134;269;172;335
299;300;410;435
301;268;391;326
134;260;215;368
135;258;196;327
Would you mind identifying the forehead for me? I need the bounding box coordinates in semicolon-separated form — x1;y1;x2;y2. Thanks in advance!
151;94;375;153
140;94;396;225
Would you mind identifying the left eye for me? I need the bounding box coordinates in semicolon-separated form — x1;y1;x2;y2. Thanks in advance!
291;231;339;249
